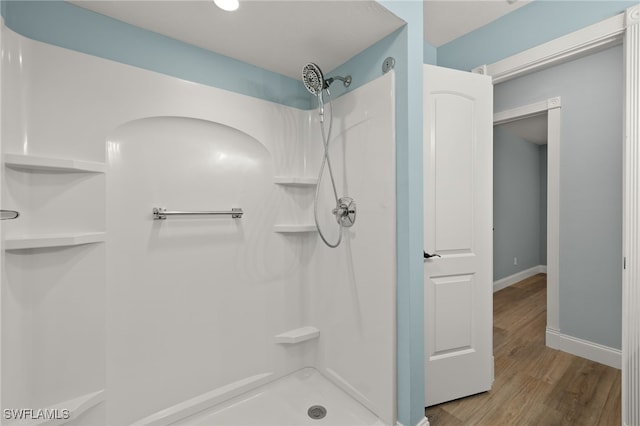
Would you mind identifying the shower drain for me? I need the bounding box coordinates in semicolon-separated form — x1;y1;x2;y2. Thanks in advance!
307;405;327;420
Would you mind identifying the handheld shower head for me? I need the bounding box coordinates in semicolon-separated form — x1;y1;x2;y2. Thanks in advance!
302;62;352;95
302;63;325;95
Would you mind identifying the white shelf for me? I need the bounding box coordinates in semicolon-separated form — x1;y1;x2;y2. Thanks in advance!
275;326;320;344
273;224;317;233
273;176;317;186
4;232;106;250
6;389;104;426
4;154;106;173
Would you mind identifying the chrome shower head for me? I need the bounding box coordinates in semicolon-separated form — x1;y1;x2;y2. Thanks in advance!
302;62;352;95
302;63;324;95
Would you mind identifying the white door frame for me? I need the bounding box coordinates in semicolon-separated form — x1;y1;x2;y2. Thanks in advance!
475;5;639;425
0;16;4;409
493;97;561;334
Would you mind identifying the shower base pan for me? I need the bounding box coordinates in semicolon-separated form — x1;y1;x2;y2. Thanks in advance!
172;368;386;426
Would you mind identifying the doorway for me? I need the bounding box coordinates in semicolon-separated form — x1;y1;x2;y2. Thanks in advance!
493;113;549;291
493;99;561;336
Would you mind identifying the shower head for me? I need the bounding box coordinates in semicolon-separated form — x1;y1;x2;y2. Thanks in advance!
302;62;352;95
302;63;325;95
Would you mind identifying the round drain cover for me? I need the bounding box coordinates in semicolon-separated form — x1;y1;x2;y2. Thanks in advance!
307;405;327;420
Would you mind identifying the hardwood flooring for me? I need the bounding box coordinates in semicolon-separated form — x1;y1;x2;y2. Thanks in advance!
425;274;621;426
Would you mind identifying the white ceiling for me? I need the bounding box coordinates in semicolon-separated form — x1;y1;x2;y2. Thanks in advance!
69;1;532;79
69;0;405;80
498;114;548;145
423;0;531;47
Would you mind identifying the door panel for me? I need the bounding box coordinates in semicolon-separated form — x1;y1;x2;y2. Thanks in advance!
433;274;473;355
433;95;474;252
424;65;493;406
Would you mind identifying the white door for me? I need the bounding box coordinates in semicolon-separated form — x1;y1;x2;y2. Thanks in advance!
423;64;493;406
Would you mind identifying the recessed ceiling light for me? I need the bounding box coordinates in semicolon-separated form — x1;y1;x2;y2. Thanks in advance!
214;0;239;12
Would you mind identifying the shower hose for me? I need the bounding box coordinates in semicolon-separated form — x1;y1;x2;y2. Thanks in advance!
314;88;343;248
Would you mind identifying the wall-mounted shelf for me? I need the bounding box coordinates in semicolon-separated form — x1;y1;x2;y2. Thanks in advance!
275;326;320;344
5;389;106;426
273;224;317;233
4;153;106;173
4;232;106;251
273;176;317;186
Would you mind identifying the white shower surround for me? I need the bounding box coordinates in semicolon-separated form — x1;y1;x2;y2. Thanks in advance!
0;23;396;426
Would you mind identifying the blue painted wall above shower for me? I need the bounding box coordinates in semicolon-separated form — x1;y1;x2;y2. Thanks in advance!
436;0;637;71
1;0;311;109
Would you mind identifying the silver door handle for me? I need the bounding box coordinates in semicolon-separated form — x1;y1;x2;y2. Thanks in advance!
0;210;20;220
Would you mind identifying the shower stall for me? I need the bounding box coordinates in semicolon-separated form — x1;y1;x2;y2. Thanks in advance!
0;3;399;425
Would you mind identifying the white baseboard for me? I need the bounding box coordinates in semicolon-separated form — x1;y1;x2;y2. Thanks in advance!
417;417;430;426
546;327;621;369
493;265;547;293
396;417;430;426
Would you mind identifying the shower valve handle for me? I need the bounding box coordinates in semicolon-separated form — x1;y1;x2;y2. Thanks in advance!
332;197;356;228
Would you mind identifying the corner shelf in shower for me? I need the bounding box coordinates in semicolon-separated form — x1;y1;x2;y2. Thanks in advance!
273;177;317;186
273;224;317;233
4;153;106;173
275;326;320;344
4;232;106;251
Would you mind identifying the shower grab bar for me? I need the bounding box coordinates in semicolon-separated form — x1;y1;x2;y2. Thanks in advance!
0;210;20;220
153;207;243;220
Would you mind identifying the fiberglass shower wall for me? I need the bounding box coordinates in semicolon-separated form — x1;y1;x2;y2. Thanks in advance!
0;21;397;426
305;73;397;425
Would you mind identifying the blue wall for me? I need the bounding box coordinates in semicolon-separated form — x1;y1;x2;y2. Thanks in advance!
437;0;637;71
493;127;545;281
1;0;310;109
423;41;437;65
374;3;424;425
495;45;624;350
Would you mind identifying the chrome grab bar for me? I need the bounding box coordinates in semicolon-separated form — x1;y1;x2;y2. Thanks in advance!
0;210;20;220
153;207;243;220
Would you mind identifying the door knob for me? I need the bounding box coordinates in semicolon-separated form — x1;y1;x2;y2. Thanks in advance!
424;251;441;259
0;210;20;220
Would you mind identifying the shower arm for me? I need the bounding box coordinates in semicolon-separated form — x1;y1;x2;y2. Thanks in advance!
325;75;352;88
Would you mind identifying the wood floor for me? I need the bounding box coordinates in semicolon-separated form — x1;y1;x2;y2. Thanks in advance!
425;274;621;426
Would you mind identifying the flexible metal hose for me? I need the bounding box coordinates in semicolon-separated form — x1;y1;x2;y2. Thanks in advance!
313;88;342;248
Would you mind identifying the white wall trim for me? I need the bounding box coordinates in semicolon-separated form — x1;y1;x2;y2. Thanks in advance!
494;98;560;331
473;12;625;84
493;265;547;293
416;417;431;426
546;103;561;333
0;16;4;411
395;416;430;426
546;328;621;369
493;97;561;125
622;4;640;426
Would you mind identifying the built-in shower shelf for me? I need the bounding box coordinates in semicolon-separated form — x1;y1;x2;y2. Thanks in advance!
6;389;105;426
4;153;106;173
273;224;317;233
273;177;317;186
275;326;320;344
4;232;106;250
